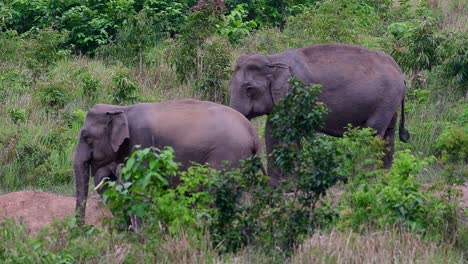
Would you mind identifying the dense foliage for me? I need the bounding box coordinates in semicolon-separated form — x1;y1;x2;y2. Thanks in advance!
0;0;467;262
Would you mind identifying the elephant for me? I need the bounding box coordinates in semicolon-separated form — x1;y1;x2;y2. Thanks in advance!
74;99;263;225
92;162;122;195
229;43;410;186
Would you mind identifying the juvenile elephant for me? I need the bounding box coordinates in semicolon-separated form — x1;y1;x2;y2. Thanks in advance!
74;99;263;225
229;44;410;186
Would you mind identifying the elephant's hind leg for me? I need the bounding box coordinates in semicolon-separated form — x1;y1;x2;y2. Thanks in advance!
382;114;397;169
365;111;397;169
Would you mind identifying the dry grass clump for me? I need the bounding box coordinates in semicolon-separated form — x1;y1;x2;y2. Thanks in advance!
291;228;465;264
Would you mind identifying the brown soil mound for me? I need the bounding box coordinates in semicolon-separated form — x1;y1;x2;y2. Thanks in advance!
0;191;111;235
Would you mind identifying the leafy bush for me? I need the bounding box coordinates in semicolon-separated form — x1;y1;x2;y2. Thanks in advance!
104;147;215;236
168;0;225;83
40;128;72;154
35;82;73;111
339;149;457;237
193;36;231;103
0;68;30;101
224;0;316;29
62;108;86;130
22;28;69;80
437;31;467;90
337;127;385;179
391;17;444;84
434;125;467;163
218;4;257;44
387;21;415;40
141;0;191;36
287;0;378;44
167;1;231;103
98;10;167;73
6;107;27;125
80;72;101;105
111;71;140;105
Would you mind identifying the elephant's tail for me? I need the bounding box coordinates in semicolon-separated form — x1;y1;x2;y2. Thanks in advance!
399;97;410;143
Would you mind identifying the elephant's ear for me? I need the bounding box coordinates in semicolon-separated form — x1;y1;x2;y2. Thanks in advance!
106;110;129;153
268;63;292;105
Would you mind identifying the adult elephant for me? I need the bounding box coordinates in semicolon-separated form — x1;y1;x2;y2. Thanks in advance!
74;99;263;225
229;44;410;186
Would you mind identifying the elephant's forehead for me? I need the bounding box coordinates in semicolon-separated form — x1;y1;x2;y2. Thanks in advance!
83;122;106;136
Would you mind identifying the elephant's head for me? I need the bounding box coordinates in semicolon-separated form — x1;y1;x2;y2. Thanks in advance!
229;54;292;119
74;104;129;225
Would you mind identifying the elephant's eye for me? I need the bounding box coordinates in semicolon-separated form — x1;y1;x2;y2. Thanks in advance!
83;135;93;145
246;87;257;98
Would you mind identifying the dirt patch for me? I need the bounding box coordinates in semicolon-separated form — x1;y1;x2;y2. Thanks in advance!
461;184;468;208
0;190;111;235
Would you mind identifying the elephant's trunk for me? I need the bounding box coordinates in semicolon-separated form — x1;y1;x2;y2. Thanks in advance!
74;138;91;226
229;97;250;119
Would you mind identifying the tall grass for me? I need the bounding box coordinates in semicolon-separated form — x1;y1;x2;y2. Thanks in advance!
292;228;465;263
1;219;465;263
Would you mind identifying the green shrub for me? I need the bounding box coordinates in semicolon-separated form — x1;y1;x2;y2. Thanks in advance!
339;149;457;238
62;108;86;130
224;0;316;29
0;218;112;263
111;71;140;105
167;0;224;83
79;72;101;105
387;21;415;39
434;125;467;163
13;141;51;186
6;107;27;125
39;128;72;154
22;28;69;80
391;17;444;85
0;68;30;102
208;156;271;252
193;36;231;103
104;147;215;236
35;82;73;111
98;9;167;73
167;1;231;103
141;0;191;36
437;31;467;90
286;0;378;44
218;4;257;44
337;127;386;179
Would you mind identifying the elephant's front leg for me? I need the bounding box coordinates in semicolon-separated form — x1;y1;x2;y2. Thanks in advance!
265;119;287;186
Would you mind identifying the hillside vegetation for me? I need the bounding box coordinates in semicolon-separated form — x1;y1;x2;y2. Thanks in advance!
0;0;466;263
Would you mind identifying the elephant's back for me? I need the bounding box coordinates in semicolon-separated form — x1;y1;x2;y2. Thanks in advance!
285;44;406;135
141;99;250;126
128;99;257;157
295;44;403;82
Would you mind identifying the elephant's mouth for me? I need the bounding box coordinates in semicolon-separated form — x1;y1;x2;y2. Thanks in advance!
245;109;265;120
245;113;256;120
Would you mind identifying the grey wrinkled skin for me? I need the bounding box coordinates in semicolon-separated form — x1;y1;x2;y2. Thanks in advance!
74;99;263;225
229;44;410;186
